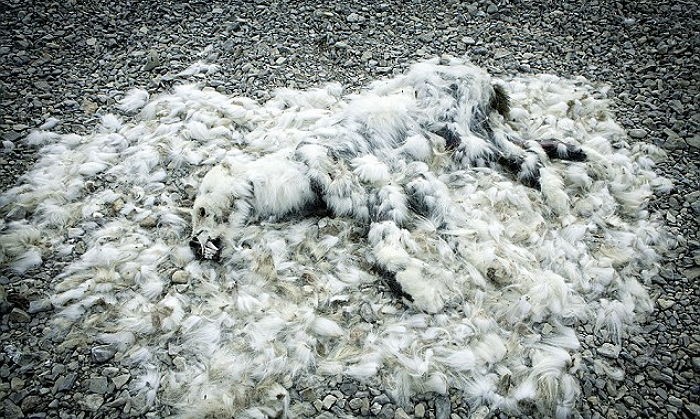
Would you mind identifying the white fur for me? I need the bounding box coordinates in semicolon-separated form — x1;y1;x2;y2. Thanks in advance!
118;88;149;113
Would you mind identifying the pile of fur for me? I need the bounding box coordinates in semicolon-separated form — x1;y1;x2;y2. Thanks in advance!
0;58;671;418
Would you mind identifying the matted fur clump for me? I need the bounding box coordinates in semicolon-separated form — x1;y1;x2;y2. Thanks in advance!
0;58;671;417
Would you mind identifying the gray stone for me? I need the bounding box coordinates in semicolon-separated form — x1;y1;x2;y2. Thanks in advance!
139;215;157;228
20;395;41;412
27;299;52;314
414;403;426;418
91;345;117;363
171;270;189;284
346;13;362;23
81;394;104;410
339;382;357;396
379;405;394;418
112;373;130;389
105;397;128;408
53;373;77;393
598;343;621;358
9;308;30;323
348;397;363;410
372;394;390;405
360;398;370;415
689;342;700;355
418;33;434;43
394;407;410;419
668;396;683;408
657;298;675;310
322;394;337;410
33;80;50;90
435;395;451;419
687;134;700;149
11;377;24;390
470;406;490;419
628;128;648;139
3;400;24;419
143;50;161;72
1;131;20;142
86;376;110;394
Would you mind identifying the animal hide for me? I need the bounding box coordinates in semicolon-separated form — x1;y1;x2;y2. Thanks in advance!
0;57;671;417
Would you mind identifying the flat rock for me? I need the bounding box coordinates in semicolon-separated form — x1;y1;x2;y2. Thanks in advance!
346;13;362;23
27;299;53;314
657;298;675;310
91;345;117;363
81;394;104;410
435;395;451;419
143;50;161;72
86;376;110;394
171;270;189;284
53;373;77;393
598;343;621;358
112;373;130;389
9;308;30;323
3;400;24;419
322;394;337;410
394;407;410;419
628;128;648;138
339;382;357;396
414;403;426;418
348;397;363;410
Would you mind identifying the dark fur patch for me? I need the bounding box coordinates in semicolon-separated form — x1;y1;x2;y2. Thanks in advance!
490;84;510;118
372;266;414;302
189;236;222;261
435;126;461;150
540;140;587;162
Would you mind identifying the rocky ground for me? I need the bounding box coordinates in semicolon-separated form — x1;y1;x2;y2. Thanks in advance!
0;0;698;418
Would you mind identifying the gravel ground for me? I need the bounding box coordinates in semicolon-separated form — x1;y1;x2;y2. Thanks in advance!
1;1;698;418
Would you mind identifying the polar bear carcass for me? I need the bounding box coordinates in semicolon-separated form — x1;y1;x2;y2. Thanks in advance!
189;58;586;312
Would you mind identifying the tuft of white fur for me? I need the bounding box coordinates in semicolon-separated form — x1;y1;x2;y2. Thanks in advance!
10;248;42;273
310;317;345;337
395;262;444;313
351;154;391;185
39;117;60;130
438;349;476;371
540;167;569;215
177;61;220;77
24;130;61;146
118;89;149;113
100;113;123;132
